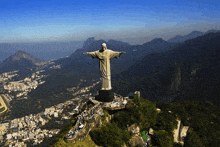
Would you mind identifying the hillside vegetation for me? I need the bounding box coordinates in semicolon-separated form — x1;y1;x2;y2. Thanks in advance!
52;95;220;147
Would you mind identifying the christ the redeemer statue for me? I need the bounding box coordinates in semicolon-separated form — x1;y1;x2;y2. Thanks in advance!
83;43;126;101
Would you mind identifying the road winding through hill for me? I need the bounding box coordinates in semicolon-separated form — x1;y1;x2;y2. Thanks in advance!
0;95;8;114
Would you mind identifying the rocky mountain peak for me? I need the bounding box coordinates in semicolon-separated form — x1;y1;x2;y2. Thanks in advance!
1;50;46;71
82;37;96;49
14;51;30;59
6;50;42;63
142;38;166;46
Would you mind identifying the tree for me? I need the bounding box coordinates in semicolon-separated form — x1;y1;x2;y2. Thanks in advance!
153;130;173;147
90;122;131;147
184;128;203;147
112;110;133;129
139;98;157;130
153;112;177;135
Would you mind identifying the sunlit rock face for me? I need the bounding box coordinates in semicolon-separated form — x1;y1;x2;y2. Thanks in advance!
171;66;181;91
82;37;95;49
129;136;144;147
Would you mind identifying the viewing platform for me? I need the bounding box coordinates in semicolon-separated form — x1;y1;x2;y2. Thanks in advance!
89;97;127;110
89;97;102;105
104;105;126;110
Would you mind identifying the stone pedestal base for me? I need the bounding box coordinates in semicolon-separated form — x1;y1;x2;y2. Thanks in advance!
95;90;114;102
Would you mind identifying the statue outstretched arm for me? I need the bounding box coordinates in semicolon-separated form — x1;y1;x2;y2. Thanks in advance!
83;51;97;58
110;51;126;59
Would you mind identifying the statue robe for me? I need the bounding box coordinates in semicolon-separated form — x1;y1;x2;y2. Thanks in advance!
87;49;122;90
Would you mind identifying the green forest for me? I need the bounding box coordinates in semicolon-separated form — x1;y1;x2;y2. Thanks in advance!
89;96;220;147
157;100;220;147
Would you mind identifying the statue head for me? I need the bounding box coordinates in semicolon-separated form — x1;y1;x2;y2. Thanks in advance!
102;43;107;50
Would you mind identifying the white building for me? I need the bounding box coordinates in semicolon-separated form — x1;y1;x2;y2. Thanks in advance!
7;134;12;140
123;100;127;105
54;112;58;118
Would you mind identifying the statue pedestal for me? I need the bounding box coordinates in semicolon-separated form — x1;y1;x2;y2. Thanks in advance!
95;90;114;102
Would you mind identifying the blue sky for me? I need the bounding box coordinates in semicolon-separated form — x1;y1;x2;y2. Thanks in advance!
0;0;220;44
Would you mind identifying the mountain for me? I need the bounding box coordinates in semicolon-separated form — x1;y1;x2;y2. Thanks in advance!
0;41;84;61
0;51;47;74
205;29;220;34
167;30;220;43
111;32;220;104
167;30;205;42
142;38;176;53
82;37;96;49
3;51;44;63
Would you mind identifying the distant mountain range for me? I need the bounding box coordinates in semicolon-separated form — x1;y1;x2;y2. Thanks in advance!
3;29;218;81
111;32;220;105
0;41;84;61
0;35;176;77
167;29;220;42
0;29;219;62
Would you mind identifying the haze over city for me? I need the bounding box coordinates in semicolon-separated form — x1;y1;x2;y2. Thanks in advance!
0;0;220;44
